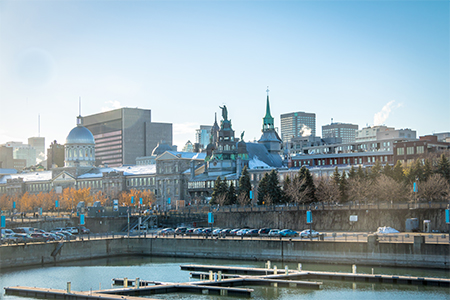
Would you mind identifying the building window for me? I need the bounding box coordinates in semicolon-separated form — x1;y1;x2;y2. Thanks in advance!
397;148;405;155
368;157;371;163
407;147;414;155
417;146;424;154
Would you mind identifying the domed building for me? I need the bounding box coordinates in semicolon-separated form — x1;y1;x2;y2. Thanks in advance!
65;116;95;167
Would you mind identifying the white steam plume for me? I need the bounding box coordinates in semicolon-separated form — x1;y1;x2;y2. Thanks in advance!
299;124;312;137
373;100;402;126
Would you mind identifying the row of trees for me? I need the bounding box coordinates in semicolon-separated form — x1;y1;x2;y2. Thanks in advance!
0;188;156;213
210;153;450;206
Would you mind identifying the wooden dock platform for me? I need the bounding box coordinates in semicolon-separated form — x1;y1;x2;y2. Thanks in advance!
180;264;450;287
4;286;159;300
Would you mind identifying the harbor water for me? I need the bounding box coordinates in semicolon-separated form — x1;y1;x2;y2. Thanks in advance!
1;256;449;299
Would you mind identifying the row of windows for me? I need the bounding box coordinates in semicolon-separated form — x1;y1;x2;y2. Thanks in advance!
127;177;156;187
94;130;122;139
397;146;424;156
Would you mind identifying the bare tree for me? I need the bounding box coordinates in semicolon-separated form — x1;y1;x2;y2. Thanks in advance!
237;193;251;206
263;193;273;206
346;178;371;203
369;174;409;203
215;193;228;206
418;174;450;202
285;177;311;204
314;177;340;203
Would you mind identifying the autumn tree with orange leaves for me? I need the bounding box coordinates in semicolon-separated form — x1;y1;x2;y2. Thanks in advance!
118;189;156;207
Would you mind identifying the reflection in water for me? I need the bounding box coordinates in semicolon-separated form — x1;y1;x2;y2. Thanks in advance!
1;256;449;300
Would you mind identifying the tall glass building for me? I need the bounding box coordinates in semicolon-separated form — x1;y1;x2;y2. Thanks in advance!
322;122;358;144
280;111;316;143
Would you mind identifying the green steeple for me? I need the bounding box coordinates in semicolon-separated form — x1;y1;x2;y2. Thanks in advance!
263;87;274;131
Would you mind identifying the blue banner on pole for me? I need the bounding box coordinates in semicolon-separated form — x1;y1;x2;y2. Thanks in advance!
13;201;16;209
208;212;214;224
131;196;134;204
446;209;450;224
80;214;85;225
39;208;42;216
140;198;143;205
306;210;313;224
1;216;5;228
249;191;253;199
413;182;418;193
55;200;59;208
168;198;171;204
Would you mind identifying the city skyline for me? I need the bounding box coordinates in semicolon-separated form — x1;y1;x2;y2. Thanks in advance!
1;1;448;151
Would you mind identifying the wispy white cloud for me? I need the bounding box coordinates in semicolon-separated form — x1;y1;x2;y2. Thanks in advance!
101;100;122;112
173;122;198;135
373;101;403;126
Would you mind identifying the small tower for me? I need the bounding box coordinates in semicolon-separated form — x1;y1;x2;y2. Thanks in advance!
258;87;282;154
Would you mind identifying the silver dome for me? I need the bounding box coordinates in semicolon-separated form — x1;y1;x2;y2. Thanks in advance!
65;125;95;145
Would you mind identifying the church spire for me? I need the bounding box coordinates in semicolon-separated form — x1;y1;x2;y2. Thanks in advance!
262;87;274;131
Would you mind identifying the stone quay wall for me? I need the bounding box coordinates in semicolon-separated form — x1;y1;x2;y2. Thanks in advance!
1;236;448;270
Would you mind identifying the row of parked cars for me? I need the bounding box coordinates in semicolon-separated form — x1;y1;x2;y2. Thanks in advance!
1;226;91;244
158;227;321;238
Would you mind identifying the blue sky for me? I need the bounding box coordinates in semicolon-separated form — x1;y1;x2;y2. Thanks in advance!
0;0;448;151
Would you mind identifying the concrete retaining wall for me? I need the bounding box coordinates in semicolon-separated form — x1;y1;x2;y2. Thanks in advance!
1;237;448;270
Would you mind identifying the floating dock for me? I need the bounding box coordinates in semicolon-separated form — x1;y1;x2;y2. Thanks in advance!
181;264;450;287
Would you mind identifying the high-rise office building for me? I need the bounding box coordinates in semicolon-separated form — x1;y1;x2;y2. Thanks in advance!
28;137;45;163
322;122;358;144
280;111;316;143
47;140;65;169
82;108;172;167
195;125;212;149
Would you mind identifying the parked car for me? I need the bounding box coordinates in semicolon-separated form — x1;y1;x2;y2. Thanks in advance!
8;233;31;243
64;227;79;234
13;227;36;234
158;228;175;236
1;229;14;235
280;229;298;237
258;228;271;236
43;232;62;241
268;229;280;237
236;229;249;236
29;233;49;242
202;228;212;235
212;228;222;236
57;231;77;240
185;228;195;235
245;229;259;237
79;226;91;234
229;229;240;236
193;228;204;235
299;229;320;238
51;228;66;233
175;227;187;235
220;228;231;236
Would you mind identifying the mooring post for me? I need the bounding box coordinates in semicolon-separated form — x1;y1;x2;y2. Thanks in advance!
274;266;277;275
218;271;222;281
67;282;71;294
209;271;213;281
214;272;218;282
352;264;357;274
372;268;374;275
266;260;271;269
124;277;128;288
136;278;140;289
285;265;289;275
298;263;302;271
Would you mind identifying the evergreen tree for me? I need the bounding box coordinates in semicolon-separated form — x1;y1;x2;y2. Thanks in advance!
423;159;433;181
436;154;450;183
392;161;404;182
331;167;341;187
356;165;366;181
370;160;382;181
382;163;393;178
267;170;283;204
211;176;228;205
339;171;348;202
348;165;357;180
282;175;292;203
257;173;269;205
227;181;237;205
238;166;252;200
301;167;316;202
